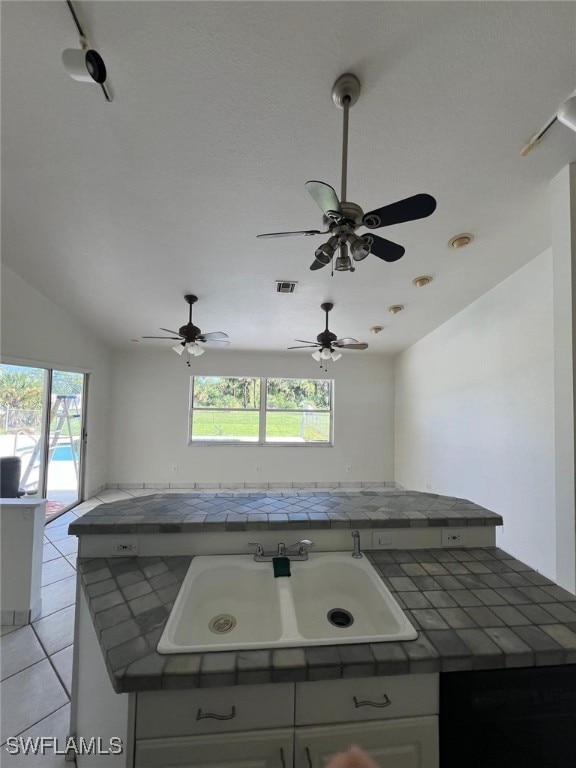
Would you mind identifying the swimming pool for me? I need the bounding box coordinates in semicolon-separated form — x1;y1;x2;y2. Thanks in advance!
51;444;79;461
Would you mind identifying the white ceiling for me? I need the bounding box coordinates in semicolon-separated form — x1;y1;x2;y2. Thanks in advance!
3;1;576;355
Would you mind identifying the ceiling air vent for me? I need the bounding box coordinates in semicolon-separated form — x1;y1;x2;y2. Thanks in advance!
276;281;298;294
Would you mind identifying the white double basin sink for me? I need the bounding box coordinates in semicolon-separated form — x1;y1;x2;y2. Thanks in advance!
157;552;417;654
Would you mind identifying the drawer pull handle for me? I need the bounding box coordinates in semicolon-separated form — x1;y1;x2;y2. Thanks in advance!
305;746;313;768
196;705;236;721
353;694;391;709
279;747;286;768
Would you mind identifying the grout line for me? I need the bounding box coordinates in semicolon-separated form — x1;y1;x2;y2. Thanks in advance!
1;702;71;747
0;655;47;685
30;623;72;702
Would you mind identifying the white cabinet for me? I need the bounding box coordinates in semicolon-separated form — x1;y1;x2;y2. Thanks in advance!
294;717;439;768
134;675;439;768
0;499;46;624
135;728;293;768
137;684;294;739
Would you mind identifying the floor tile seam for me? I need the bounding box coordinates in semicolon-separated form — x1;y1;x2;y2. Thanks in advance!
42;570;78;589
37;598;77;621
0;655;48;685
2;702;71;745
29;622;73;701
48;651;73;699
51;540;78;558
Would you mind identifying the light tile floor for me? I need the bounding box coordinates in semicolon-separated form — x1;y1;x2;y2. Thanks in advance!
0;491;122;767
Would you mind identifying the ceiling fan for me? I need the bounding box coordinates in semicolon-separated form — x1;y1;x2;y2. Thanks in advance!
142;294;229;362
288;302;368;368
257;73;437;272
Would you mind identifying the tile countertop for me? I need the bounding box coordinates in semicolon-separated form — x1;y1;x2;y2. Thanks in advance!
68;490;503;534
77;548;576;694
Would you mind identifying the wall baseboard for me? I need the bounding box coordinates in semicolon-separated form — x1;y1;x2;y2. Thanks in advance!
105;481;398;491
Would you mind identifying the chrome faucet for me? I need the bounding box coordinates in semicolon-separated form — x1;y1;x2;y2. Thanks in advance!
248;539;314;561
277;539;314;558
351;530;363;558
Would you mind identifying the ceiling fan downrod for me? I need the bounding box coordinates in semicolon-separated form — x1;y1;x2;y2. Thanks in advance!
332;73;361;206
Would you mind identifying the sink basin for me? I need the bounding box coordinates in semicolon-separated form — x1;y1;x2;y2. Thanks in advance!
157;553;417;654
289;553;416;643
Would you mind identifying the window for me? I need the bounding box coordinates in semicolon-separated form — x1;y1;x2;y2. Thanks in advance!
190;376;333;445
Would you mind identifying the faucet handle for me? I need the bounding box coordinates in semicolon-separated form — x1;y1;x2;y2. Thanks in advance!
298;539;314;555
248;542;264;557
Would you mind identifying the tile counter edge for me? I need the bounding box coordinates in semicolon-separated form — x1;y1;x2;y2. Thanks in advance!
76;548;576;694
68;490;503;535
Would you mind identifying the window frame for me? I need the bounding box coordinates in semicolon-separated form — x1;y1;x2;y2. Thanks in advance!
189;375;334;447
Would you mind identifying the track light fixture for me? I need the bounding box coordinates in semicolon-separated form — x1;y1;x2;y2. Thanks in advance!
557;96;576;133
62;0;112;102
521;88;576;155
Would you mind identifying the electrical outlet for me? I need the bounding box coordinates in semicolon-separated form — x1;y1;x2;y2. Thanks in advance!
171;466;178;473
110;538;139;555
441;529;466;547
345;465;352;473
426;483;431;490
371;531;394;548
255;465;261;473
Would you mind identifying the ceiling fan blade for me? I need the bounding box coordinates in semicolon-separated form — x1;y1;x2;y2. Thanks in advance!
200;339;230;346
336;342;369;350
287;345;320;349
305;181;342;220
362;234;405;263
257;229;326;239
200;331;229;340
363;194;437;229
160;328;183;336
334;337;359;346
142;336;182;340
310;258;328;271
294;340;320;345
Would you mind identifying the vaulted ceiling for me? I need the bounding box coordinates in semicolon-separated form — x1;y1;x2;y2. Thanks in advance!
2;2;576;354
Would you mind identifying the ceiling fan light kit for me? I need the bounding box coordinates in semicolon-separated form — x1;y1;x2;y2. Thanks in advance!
143;294;229;366
257;73;437;272
288;302;368;370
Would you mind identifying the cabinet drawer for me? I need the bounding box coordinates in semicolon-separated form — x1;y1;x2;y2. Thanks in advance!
136;683;294;738
135;728;293;768
295;674;438;726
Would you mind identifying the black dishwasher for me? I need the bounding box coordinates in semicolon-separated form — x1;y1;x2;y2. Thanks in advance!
440;665;576;768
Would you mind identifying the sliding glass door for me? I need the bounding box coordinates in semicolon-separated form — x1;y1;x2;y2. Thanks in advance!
0;363;86;522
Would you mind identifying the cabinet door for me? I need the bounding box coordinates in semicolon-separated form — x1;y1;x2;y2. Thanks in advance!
294;716;439;768
135;727;293;768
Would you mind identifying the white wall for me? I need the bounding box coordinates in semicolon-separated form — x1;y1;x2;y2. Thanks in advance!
0;266;112;497
107;349;395;486
395;250;556;579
